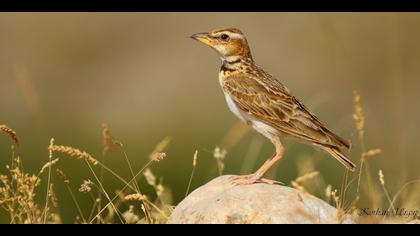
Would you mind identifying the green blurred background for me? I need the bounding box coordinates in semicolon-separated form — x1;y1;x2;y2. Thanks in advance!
1;13;419;223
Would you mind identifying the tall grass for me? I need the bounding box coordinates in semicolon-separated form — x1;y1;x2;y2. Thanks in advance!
1;91;419;223
288;91;420;223
0;124;171;224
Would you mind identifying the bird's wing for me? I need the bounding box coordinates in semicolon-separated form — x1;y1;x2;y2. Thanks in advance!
221;73;350;149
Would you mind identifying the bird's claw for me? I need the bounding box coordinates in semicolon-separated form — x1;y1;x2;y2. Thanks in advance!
229;175;283;186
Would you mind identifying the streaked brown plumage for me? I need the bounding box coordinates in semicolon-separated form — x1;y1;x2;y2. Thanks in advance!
191;28;356;185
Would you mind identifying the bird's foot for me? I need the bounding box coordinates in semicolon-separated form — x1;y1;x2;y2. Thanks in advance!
229;174;282;186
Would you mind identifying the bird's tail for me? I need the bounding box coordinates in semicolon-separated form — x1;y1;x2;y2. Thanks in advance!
325;147;356;172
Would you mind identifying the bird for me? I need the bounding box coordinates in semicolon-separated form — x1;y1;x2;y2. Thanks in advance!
191;28;356;185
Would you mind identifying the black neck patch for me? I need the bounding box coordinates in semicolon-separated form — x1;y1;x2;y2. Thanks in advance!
221;63;236;72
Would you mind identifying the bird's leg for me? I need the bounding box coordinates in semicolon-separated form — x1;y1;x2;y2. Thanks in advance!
230;139;284;185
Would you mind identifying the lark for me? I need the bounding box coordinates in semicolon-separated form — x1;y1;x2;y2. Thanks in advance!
191;28;356;185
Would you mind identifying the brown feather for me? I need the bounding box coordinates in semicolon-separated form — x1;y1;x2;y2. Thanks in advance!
221;68;350;150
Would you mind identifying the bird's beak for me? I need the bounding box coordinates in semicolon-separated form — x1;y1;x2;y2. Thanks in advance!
190;32;212;46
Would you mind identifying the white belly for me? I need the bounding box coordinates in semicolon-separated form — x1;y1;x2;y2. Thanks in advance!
250;120;278;140
223;93;278;140
224;93;247;122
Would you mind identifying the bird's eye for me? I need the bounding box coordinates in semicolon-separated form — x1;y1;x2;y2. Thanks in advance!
220;34;229;40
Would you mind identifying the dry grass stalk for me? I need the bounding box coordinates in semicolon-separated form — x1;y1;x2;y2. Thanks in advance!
353;90;373;196
39;158;59;175
83;159;125;223
353;90;365;138
379;170;385;186
48;141;98;165
352;91;384;212
89;159;165;223
140;204;148;220
102;123;123;155
140;168;171;222
144;168;156;187
331;189;341;207
294;171;319;183
152;152;166;162
43;139;55;224
0;153;48;223
56;169;69;184
48;184;59;208
291;182;306;193
0;125;19;146
220;121;249;151
213;146;227;175
55;168;86;223
102;122;112;153
122;205;140;224
362;148;382;160
0;124;176;224
192;150;198;167
336;208;346;223
185;150;198;197
291;171;319;193
325;185;333;202
378;170;396;214
102;123;142;195
155;184;165;199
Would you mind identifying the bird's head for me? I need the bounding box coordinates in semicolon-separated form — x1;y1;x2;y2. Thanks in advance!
191;28;253;62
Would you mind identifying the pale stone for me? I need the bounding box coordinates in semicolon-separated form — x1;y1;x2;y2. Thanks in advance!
168;175;355;224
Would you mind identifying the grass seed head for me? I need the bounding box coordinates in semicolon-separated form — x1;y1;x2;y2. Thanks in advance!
124;193;147;202
0;125;19;146
48;142;98;165
353;90;365;138
79;179;94;193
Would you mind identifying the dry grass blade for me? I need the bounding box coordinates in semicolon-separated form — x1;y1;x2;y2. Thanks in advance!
0;125;19;146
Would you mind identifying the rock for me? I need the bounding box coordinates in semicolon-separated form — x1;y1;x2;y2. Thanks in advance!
408;219;420;224
168;175;355;224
